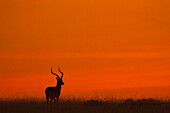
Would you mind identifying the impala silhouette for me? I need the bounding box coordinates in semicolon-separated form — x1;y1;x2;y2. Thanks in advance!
45;67;64;103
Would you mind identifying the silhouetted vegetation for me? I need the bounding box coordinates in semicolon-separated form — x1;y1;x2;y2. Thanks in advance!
0;98;169;113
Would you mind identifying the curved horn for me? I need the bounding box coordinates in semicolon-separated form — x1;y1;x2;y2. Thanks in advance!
58;67;64;79
51;67;60;78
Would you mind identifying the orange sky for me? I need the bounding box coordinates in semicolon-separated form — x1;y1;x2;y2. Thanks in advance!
0;0;170;99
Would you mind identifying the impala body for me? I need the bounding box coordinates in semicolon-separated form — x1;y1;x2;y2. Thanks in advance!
45;67;64;103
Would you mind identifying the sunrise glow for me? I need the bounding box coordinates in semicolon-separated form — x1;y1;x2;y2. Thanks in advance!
0;0;170;100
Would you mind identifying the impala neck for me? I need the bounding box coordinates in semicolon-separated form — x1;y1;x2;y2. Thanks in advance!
56;84;62;90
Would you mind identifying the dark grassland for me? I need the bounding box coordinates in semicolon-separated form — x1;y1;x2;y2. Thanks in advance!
0;98;169;113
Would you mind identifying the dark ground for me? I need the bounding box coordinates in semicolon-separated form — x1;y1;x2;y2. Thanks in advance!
0;98;169;113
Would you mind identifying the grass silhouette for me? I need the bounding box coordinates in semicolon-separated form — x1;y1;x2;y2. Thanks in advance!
0;98;169;113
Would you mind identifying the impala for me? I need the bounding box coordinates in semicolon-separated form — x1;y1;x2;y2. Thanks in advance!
45;67;64;103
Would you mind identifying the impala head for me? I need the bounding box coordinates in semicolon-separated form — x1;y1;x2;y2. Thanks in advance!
51;67;64;86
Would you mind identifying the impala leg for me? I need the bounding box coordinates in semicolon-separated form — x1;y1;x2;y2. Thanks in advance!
46;96;49;103
50;98;53;103
57;96;59;102
54;97;56;103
